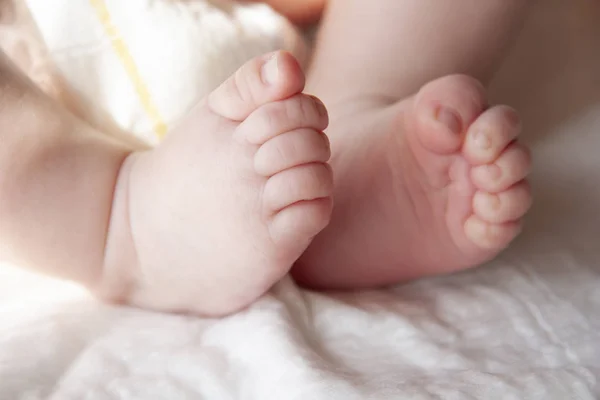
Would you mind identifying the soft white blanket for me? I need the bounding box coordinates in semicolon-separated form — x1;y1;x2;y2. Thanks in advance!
1;1;600;399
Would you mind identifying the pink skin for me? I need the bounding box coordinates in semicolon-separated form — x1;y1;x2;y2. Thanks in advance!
293;75;532;289
101;52;334;316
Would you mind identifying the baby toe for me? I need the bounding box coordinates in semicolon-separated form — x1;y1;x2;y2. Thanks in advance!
473;181;532;224
471;142;531;193
208;51;305;121
463;105;521;165
411;74;487;154
263;163;333;212
263;163;334;245
269;198;333;248
238;94;329;145
464;216;522;250
254;128;331;176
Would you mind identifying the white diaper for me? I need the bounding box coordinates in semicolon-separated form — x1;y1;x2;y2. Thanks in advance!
19;0;306;145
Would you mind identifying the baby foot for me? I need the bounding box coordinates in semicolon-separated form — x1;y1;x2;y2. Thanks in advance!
293;75;532;289
103;52;333;316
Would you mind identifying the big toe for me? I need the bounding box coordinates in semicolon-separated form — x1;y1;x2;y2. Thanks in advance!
208;51;305;121
408;74;487;154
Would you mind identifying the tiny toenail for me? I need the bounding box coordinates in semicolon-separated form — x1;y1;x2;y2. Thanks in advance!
434;106;462;135
505;107;521;129
322;132;331;150
475;131;493;150
488;193;501;211
310;95;327;117
261;54;279;85
484;164;502;180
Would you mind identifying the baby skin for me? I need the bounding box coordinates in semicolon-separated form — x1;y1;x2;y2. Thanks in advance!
287;0;534;289
119;53;532;304
105;53;335;315
294;75;531;288
1;49;531;316
0;52;332;316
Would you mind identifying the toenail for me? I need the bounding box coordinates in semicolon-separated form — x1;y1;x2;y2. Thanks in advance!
434;106;462;135
488;193;501;211
505;107;521;129
474;131;493;150
310;95;327;117
261;54;279;85
321;131;331;151
483;164;502;180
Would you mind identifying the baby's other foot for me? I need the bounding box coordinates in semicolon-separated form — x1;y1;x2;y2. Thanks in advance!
103;52;333;316
294;75;532;289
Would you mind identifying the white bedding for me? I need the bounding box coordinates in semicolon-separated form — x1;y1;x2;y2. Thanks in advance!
1;1;600;399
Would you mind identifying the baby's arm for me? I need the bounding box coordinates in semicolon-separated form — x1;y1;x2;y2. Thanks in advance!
0;51;134;293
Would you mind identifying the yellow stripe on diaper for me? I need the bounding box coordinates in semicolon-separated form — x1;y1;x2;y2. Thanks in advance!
89;0;168;139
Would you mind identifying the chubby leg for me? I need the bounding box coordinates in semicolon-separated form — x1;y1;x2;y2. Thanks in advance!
307;0;533;105
293;1;535;288
1;50;332;316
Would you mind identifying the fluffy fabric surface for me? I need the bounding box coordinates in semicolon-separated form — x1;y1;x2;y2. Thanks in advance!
1;0;600;399
19;0;306;145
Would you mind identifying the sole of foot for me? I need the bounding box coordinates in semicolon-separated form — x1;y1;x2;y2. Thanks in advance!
294;74;532;289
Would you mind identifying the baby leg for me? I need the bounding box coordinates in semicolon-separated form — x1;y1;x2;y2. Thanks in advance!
293;0;534;288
